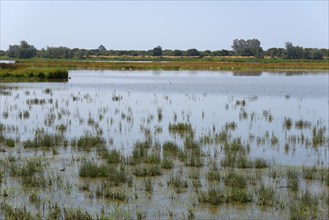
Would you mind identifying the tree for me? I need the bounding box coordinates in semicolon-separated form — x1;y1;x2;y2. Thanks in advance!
187;48;200;57
231;39;263;58
173;50;183;57
311;49;323;60
202;50;211;56
98;45;107;52
152;46;162;57
285;42;304;59
7;40;37;58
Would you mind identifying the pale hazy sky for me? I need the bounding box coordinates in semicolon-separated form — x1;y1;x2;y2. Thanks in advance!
0;1;328;51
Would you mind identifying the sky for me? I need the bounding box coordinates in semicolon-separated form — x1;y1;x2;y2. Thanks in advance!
0;1;328;51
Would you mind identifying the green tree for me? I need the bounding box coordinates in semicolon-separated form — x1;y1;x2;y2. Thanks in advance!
7;40;37;58
187;48;200;57
285;42;304;59
98;45;107;52
152;46;162;57
173;50;183;57
202;50;211;56
232;39;263;58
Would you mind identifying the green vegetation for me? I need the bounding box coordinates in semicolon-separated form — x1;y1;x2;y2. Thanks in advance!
289;190;319;220
4;39;329;60
0;63;68;80
257;184;275;206
224;172;247;188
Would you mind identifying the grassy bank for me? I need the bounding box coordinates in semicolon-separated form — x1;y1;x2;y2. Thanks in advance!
3;57;329;71
0;63;68;81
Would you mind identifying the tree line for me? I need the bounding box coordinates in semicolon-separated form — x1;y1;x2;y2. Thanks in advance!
1;39;328;60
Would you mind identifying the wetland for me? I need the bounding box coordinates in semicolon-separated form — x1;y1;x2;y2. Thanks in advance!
0;70;328;219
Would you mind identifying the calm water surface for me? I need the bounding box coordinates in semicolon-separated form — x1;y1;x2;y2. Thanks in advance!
1;70;328;166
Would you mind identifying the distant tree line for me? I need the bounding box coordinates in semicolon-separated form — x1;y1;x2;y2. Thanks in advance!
3;40;329;60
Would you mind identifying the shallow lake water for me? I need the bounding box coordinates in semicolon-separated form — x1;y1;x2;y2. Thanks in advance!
0;70;328;219
1;70;328;166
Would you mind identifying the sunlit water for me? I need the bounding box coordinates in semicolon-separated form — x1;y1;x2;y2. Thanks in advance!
0;70;328;166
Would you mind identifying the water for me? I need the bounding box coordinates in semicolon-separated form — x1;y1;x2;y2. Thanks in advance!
0;70;328;219
0;60;16;64
1;70;328;166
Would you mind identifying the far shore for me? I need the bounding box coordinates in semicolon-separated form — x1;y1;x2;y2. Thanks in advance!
0;57;328;81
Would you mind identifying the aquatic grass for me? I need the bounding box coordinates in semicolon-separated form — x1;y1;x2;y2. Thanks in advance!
145;152;161;164
214;130;228;144
48;203;62;219
224;172;247;188
271;134;279;146
103;149;124;164
133;164;162;177
1;203;34;220
221;139;249;168
168;122;193;137
161;158;174;169
43;88;52;94
185;153;203;167
302;166;317;180
157;108;163;122
198;186;225;205
143;178;153;193
18;110;30;119
295;120;311;129
167;173;188;193
324;171;329;186
289;190;319;220
312;126;326;147
79;160;99;178
287;169;299;192
184;135;200;150
79;161;130;185
64;207;94;220
9;159;44;177
257;183;275;206
162;141;180;156
4;138;15;148
129;139;154;164
236;154;253;169
23;130;64;149
207;170;221;182
26;98;46;105
283;118;292;130
224;121;237;131
22;172;49;188
224;188;253;204
254;157;269;169
76;134;106;151
199;185;252;204
103;188;127;201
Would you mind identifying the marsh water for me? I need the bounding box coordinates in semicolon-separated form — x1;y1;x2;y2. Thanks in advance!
0;70;328;219
2;70;328;166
